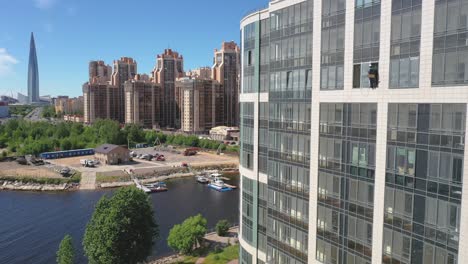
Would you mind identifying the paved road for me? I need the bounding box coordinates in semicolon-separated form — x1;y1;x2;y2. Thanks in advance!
80;171;96;190
24;107;44;121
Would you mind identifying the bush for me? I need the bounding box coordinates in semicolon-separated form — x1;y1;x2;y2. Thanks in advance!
215;220;230;237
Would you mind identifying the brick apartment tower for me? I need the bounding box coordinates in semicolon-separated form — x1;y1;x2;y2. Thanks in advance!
83;60;115;124
176;76;224;133
111;57;137;123
212;41;240;127
152;49;184;129
124;74;162;129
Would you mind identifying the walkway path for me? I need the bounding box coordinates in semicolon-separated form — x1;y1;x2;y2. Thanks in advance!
80;171;96;190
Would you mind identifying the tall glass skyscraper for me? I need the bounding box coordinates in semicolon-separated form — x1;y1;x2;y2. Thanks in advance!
28;32;39;103
239;1;468;264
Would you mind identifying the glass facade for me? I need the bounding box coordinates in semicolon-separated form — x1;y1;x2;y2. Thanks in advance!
383;103;466;264
353;0;381;89
269;2;313;99
321;0;346;90
241;103;254;170
266;2;313;264
316;103;377;264
433;0;468;86
242;176;255;244
240;1;468;264
389;0;421;88
243;22;258;93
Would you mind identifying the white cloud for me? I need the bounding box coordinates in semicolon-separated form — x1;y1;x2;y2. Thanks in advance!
0;48;19;76
34;0;57;10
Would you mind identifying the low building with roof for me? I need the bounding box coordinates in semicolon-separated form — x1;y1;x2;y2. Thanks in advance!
94;144;130;165
209;126;239;142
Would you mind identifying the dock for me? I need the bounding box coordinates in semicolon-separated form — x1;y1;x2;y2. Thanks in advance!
133;179;151;193
223;183;237;189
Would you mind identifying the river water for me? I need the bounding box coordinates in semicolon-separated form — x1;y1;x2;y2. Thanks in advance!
0;176;239;264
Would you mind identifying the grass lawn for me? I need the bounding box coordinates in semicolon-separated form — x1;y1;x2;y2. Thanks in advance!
204;245;239;264
175;244;239;264
95;173;131;183
176;255;198;264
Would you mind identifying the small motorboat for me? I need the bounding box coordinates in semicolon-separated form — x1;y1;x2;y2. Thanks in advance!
196;176;209;184
144;182;168;193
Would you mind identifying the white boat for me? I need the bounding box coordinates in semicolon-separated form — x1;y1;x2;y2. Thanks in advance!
209;173;222;178
144;182;168;192
208;177;225;190
196;176;209;184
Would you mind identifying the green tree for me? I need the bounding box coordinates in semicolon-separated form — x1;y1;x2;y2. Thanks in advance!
83;187;158;264
167;214;207;254
60;139;72;151
124;124;145;146
56;234;74;264
215;220;230;237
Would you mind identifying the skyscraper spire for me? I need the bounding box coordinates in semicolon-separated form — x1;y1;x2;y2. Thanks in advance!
28;32;39;103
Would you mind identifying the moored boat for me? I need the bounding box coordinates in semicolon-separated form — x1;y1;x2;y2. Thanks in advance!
144;182;168;193
196;176;209;184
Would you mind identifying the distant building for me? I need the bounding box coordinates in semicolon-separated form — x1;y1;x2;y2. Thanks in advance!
17;93;28;104
94;144;129;165
212;41;240;127
124;78;162;128
186;67;211;79
152;49;184;129
28;32;40;104
0;96;18;104
0;102;9;118
209;126;239;141
176;77;224;133
63;114;84;123
55;96;84;115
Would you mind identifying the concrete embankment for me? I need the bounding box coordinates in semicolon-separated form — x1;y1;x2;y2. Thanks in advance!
98;172;195;189
0;181;74;191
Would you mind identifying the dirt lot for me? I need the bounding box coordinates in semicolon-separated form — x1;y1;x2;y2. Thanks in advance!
0;162;63;178
51;148;238;169
131;147;238;166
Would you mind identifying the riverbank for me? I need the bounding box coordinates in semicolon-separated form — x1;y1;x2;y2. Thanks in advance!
0;181;77;191
148;227;239;264
0;174;81;192
98;164;238;189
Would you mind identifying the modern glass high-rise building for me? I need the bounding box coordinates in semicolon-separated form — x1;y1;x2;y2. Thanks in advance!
28;32;39;104
239;1;468;263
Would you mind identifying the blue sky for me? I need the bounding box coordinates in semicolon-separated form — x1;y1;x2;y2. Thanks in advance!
0;0;268;97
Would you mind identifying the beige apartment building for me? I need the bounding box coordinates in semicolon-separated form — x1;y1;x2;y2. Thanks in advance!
124;77;162;129
111;57;137;123
152;49;184;129
186;67;212;79
176;76;224;133
83;58;136;124
82;83;119;124
54;96;84;115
